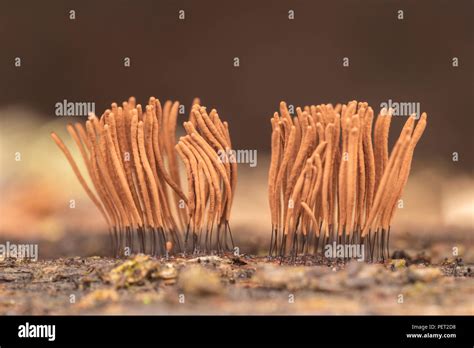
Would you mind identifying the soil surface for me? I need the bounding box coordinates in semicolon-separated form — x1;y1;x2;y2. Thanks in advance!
1;250;472;315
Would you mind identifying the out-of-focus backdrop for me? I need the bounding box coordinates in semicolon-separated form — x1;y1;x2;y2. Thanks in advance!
0;0;472;258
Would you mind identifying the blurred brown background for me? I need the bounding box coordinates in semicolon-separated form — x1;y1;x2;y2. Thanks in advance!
0;0;472;258
1;0;473;162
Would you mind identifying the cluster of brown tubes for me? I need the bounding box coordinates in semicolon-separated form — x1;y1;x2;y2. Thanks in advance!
51;96;427;263
268;101;427;261
51;97;236;257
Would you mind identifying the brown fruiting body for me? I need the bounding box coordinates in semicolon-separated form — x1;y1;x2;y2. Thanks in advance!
51;97;236;257
268;101;427;261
